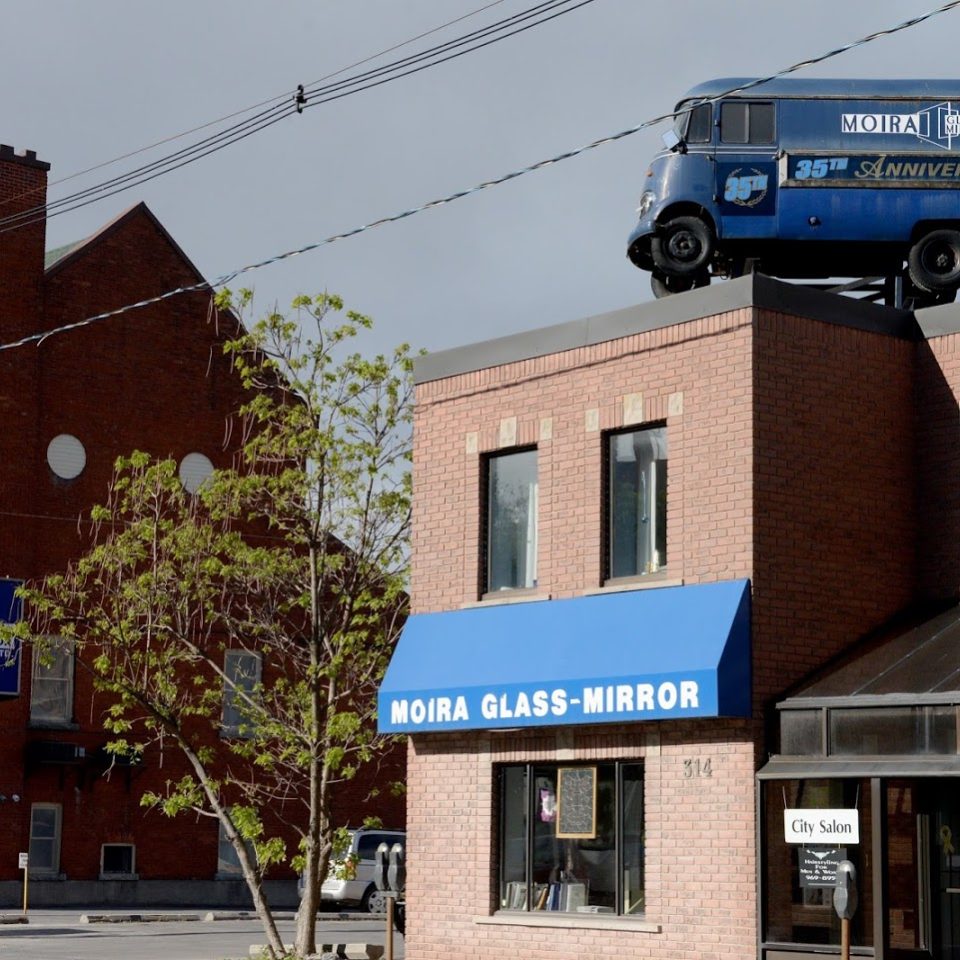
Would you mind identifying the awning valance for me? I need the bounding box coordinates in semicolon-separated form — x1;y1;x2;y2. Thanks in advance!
378;579;751;733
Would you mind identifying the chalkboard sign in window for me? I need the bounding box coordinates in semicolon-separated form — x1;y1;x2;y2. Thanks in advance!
556;766;597;839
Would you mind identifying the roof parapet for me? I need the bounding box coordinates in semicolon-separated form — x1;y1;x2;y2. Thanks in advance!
0;144;50;171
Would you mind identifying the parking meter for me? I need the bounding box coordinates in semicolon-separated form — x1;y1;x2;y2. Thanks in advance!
833;860;858;920
374;842;391;892
387;842;406;895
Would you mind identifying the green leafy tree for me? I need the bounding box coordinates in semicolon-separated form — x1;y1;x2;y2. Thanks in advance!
9;294;413;958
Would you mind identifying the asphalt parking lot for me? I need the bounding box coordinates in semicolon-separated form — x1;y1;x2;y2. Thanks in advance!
0;910;403;960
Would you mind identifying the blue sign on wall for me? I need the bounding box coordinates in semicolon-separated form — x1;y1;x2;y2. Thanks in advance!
0;579;23;697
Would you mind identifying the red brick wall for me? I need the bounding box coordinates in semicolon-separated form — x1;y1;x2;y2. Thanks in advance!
0;192;404;888
916;333;960;600
751;311;916;706
0;147;48;340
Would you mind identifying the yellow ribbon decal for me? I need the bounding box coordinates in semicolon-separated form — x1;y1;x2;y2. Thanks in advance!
942;825;955;856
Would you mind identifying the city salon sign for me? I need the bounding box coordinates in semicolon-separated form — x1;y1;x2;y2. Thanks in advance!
784;809;860;845
386;677;704;731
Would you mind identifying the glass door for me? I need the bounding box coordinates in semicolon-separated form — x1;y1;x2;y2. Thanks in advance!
932;781;960;960
885;780;931;959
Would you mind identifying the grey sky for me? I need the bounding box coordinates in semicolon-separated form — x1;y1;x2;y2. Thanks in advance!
0;1;953;355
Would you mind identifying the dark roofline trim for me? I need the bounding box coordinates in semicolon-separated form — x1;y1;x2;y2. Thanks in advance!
778;692;960;709
757;755;960;779
415;274;917;385
44;201;207;285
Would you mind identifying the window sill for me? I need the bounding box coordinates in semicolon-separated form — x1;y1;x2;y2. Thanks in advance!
27;720;80;731
476;912;660;933
584;575;683;596
463;591;552;609
99;873;138;882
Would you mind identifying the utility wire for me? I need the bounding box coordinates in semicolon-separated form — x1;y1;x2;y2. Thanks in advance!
0;0;593;236
0;0;513;211
1;0;958;354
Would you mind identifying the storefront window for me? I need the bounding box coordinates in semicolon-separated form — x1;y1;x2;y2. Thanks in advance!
497;762;644;916
485;449;538;592
762;778;873;948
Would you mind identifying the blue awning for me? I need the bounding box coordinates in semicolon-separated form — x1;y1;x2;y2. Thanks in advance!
378;579;751;733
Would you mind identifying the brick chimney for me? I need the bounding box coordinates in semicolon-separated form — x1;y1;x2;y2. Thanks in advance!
0;145;50;338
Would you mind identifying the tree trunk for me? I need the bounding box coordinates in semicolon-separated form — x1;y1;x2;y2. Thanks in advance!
181;740;287;959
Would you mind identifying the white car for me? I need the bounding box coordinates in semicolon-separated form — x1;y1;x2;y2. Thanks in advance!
319;828;405;914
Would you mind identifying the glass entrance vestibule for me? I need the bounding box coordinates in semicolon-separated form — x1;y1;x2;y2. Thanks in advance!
760;771;960;960
759;602;960;959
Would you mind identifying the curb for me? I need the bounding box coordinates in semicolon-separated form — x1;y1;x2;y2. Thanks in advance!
80;911;299;924
248;944;384;959
81;913;202;924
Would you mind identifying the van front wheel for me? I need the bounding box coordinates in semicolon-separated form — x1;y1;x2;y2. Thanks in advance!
651;216;714;277
908;229;960;292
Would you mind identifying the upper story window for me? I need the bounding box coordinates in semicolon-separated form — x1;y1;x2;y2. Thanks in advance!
606;426;667;580
30;637;74;726
485;448;538;593
720;101;775;144
498;762;644;916
222;650;261;738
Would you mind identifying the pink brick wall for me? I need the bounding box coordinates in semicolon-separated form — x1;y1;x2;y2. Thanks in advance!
406;721;757;960
412;307;755;610
405;298;927;960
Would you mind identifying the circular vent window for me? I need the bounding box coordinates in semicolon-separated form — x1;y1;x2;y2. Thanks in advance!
179;453;214;494
47;434;86;480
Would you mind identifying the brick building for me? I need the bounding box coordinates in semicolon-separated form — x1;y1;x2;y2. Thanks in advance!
0;145;404;908
380;276;960;960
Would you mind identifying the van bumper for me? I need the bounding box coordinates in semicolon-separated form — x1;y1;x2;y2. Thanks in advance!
627;218;655;270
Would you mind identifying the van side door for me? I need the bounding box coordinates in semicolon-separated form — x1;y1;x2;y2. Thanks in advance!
715;100;779;238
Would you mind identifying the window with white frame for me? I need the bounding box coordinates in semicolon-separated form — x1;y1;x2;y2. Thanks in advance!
606;425;667;579
30;637;74;725
221;650;261;737
485;448;538;593
100;843;136;879
217;815;255;877
29;803;61;876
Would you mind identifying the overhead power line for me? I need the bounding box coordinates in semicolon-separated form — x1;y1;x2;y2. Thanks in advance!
45;0;516;195
1;0;958;355
0;0;598;237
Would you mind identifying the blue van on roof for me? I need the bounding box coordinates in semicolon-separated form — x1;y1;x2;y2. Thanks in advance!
626;78;960;303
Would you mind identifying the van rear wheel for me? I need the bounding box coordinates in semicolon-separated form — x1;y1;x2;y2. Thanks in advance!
650;269;709;299
908;229;960;292
651;216;714;277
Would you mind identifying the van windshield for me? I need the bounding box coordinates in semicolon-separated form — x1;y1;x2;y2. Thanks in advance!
673;101;712;144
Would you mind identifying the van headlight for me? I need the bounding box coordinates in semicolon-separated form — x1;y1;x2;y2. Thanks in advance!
637;191;655;218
